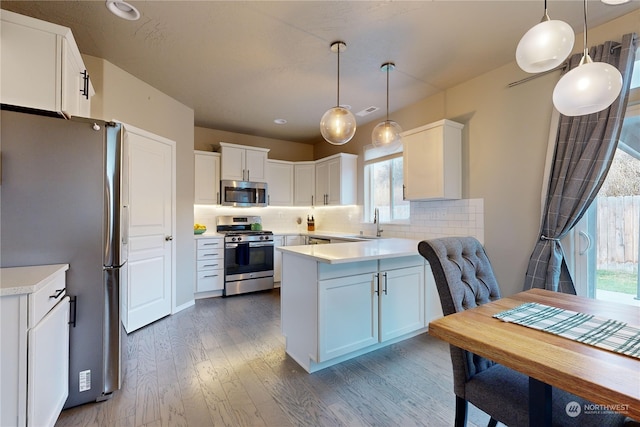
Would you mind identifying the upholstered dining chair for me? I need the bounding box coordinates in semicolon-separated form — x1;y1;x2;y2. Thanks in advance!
418;236;627;427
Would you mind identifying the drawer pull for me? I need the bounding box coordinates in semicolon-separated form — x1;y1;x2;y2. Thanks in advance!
203;264;219;268
50;288;65;299
203;274;219;278
203;242;219;246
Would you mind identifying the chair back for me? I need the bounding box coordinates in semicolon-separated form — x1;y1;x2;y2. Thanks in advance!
418;237;501;397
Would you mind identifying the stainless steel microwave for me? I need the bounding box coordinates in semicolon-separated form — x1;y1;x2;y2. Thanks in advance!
221;180;268;207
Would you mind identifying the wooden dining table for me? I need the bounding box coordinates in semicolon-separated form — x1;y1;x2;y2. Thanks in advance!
428;288;640;425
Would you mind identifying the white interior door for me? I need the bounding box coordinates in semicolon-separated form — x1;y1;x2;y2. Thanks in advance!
122;125;175;333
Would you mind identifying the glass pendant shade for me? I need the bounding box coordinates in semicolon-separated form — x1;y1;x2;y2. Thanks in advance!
320;41;356;145
320;106;357;145
371;62;402;147
372;120;403;148
516;18;575;73
552;54;623;116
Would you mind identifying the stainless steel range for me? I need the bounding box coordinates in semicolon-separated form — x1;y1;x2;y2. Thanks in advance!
216;215;274;296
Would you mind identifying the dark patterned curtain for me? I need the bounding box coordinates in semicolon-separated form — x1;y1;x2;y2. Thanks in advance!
524;33;637;293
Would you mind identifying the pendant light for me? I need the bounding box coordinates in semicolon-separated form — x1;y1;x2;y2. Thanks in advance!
372;62;402;147
516;0;574;73
320;41;357;145
552;0;623;116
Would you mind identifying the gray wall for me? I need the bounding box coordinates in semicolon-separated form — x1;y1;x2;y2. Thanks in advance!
84;55;196;310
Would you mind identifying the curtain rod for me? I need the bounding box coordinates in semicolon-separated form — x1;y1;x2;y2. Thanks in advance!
508;38;632;88
508;64;566;88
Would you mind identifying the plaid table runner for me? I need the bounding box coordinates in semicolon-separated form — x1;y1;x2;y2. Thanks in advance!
493;302;640;359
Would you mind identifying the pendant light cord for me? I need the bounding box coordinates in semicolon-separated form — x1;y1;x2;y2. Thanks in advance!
582;0;588;57
336;44;341;107
386;66;390;121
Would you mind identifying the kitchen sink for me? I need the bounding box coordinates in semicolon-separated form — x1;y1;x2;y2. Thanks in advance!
344;235;382;240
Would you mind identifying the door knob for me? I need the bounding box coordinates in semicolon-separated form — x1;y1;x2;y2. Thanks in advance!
165;236;173;241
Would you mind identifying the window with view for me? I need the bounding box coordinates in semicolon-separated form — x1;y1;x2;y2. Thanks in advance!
571;47;640;306
364;143;410;223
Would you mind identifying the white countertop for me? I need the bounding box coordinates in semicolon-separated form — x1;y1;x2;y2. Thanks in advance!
194;232;224;239
194;230;372;241
277;238;422;264
0;264;69;296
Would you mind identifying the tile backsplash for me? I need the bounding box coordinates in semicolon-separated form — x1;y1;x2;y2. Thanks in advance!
195;198;484;243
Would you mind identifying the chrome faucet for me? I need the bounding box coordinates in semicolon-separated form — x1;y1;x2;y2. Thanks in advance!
374;208;383;237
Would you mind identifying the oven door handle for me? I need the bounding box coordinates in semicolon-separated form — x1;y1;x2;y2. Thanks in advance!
225;243;240;249
249;242;274;248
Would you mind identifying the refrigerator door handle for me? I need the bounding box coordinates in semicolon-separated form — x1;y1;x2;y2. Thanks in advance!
103;262;126;270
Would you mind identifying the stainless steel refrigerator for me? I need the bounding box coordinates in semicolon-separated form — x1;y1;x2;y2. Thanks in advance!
1;109;126;408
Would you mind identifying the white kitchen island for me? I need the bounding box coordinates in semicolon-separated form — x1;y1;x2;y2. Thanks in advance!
278;238;442;373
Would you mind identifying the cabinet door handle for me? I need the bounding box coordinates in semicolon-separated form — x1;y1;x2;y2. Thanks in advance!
80;70;90;99
373;273;379;295
402;185;406;200
383;272;388;295
311;195;314;206
50;288;65;299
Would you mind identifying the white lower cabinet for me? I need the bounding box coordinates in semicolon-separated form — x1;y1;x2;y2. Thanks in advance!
378;263;425;341
28;296;70;427
424;263;443;323
273;235;285;283
0;265;70;427
318;271;379;361
274;235;308;283
195;238;224;294
317;256;425;363
285;235;305;246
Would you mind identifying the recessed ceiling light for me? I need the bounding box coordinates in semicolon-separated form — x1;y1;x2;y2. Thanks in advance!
274;119;287;125
106;0;140;21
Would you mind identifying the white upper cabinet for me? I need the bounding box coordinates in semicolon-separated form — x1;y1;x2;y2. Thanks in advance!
0;10;94;118
402;119;463;200
315;153;357;205
294;162;315;206
219;142;269;182
194;151;220;204
266;160;294;206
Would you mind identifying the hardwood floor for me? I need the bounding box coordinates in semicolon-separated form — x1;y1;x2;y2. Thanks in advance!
55;289;492;427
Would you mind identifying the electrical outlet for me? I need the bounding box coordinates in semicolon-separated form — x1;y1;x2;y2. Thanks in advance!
79;370;91;392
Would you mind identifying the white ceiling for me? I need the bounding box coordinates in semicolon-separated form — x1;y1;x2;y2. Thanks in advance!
2;1;637;143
